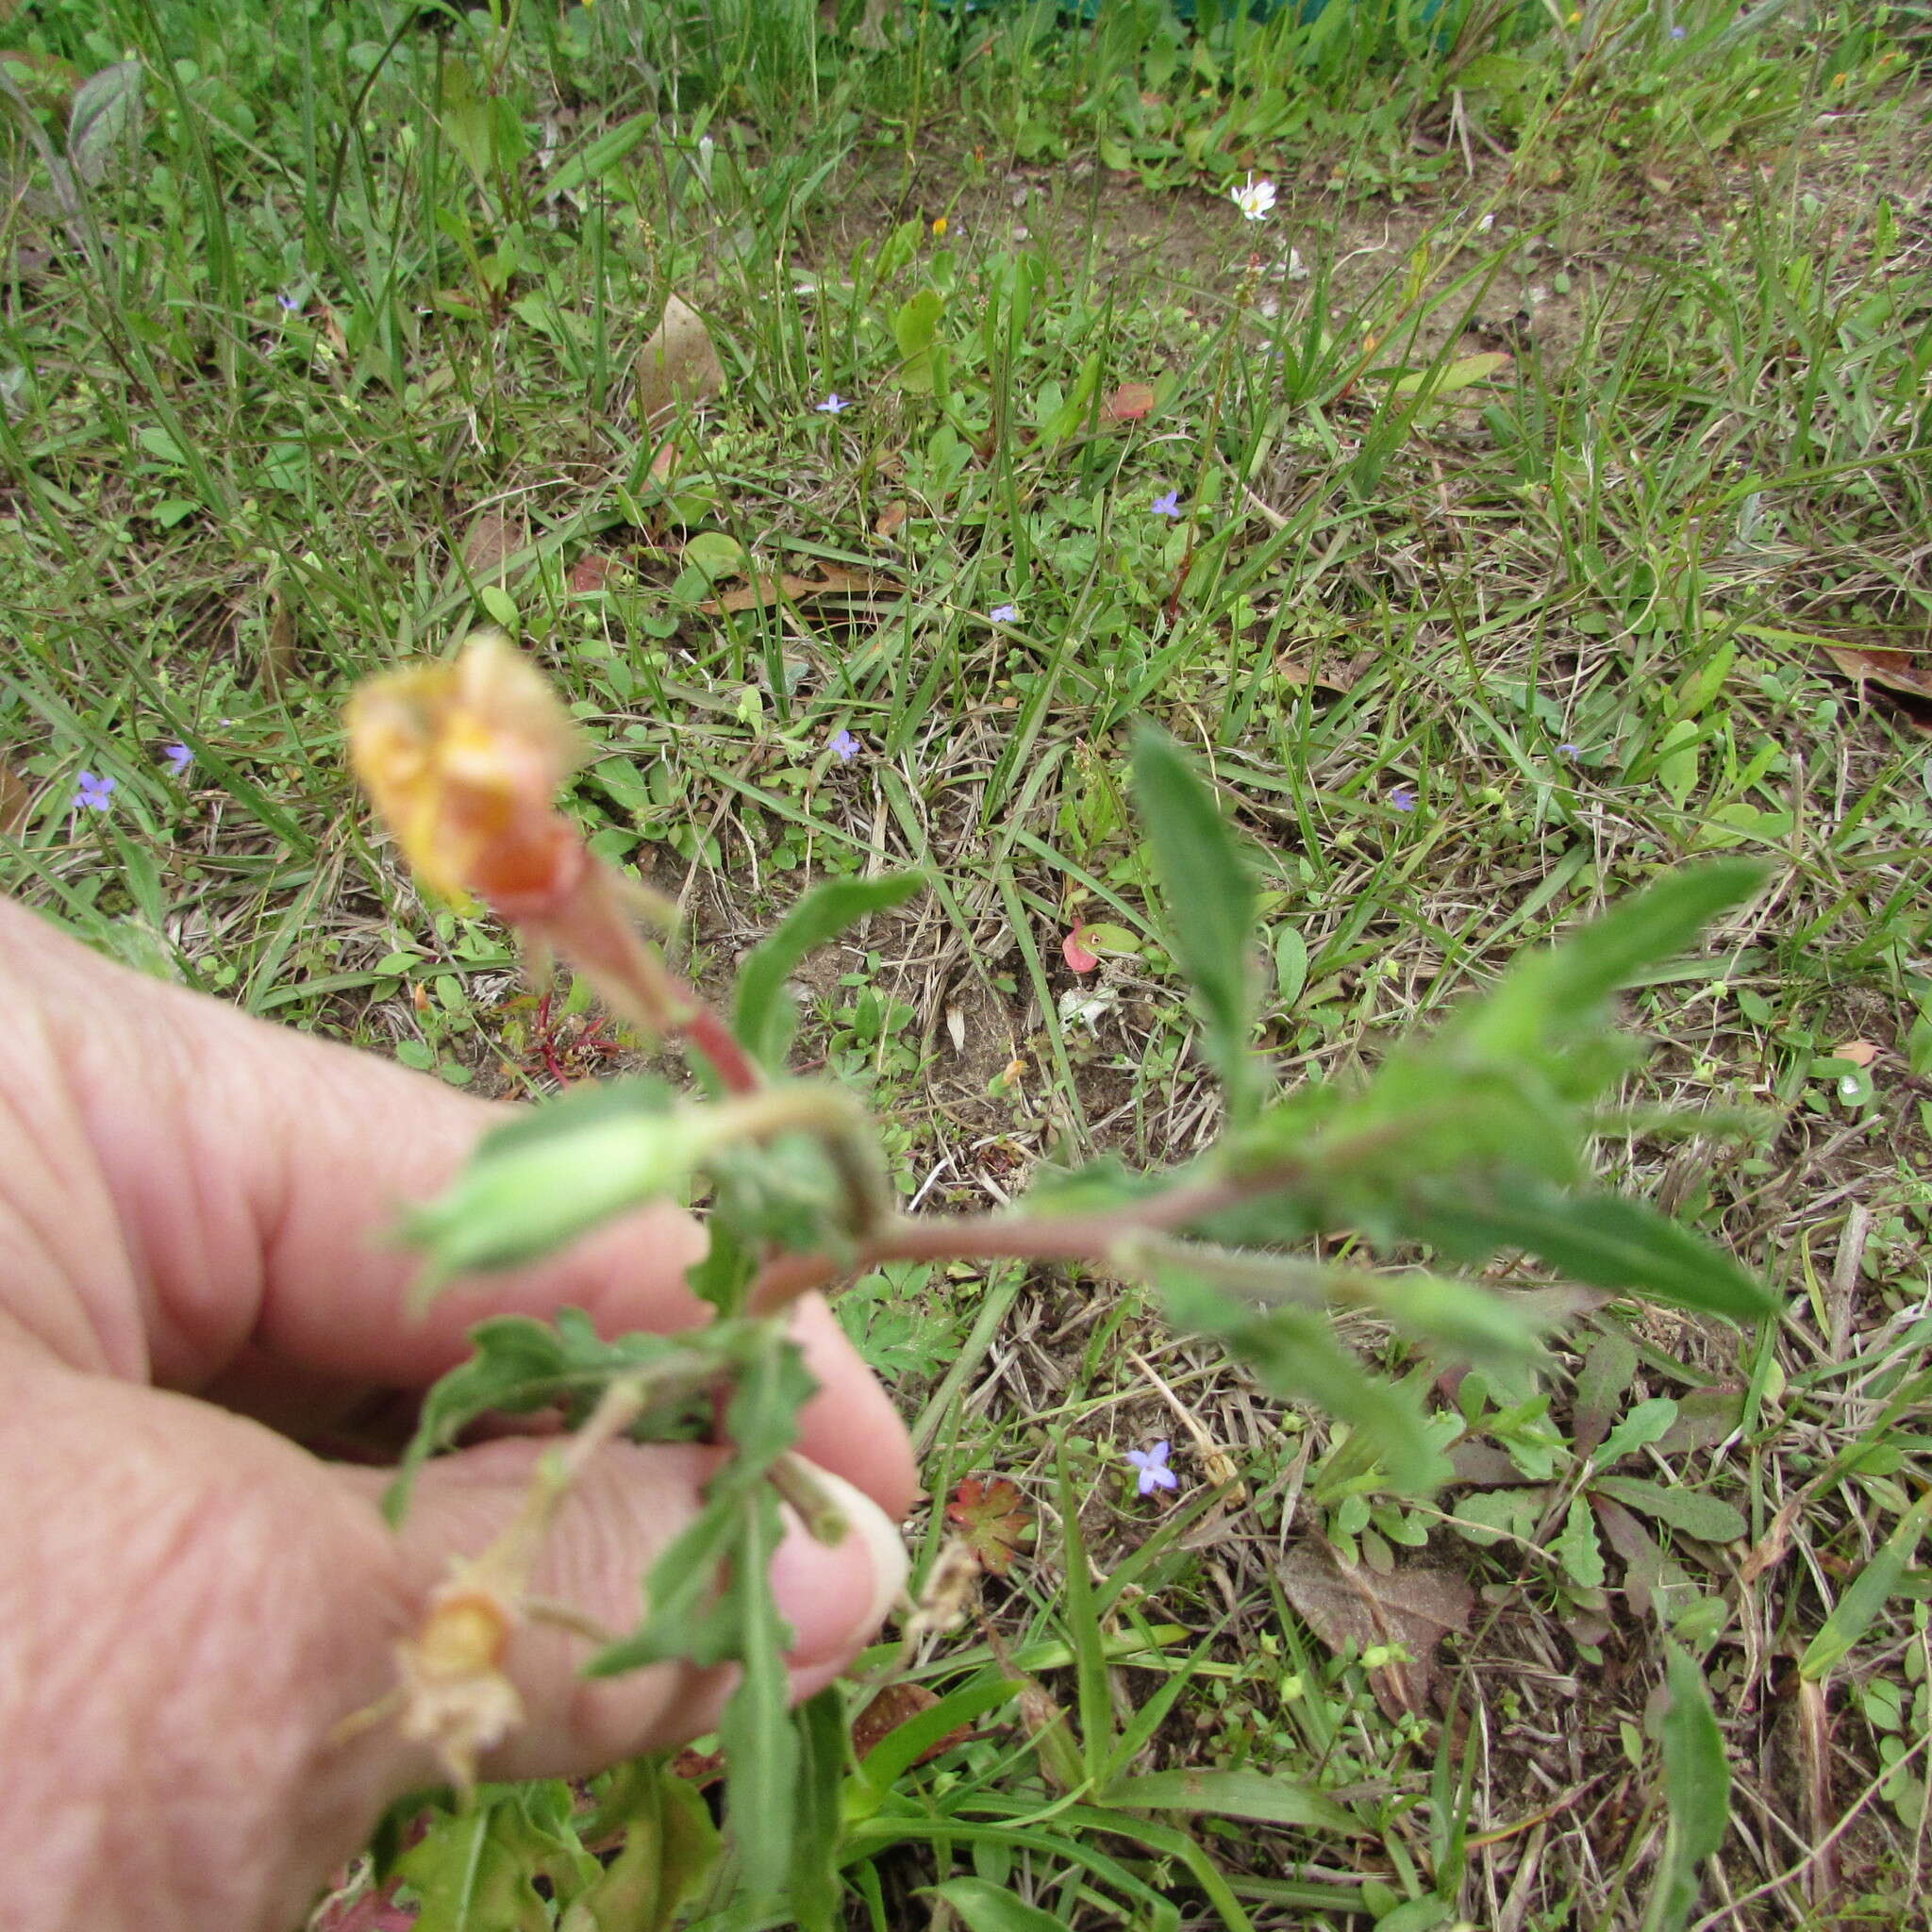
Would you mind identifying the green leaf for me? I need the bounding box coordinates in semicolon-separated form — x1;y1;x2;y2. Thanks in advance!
1155;1260;1442;1491
478;583;519;629
1645;1647;1729;1932
719;1489;798;1905
1130;727;1258;1118
787;1690;847;1932
1800;1491;1932;1681
395;1798;558;1932
1591;1475;1747;1545
388;1310;723;1523
1555;1493;1607;1589
852;1679;1021;1802
1593;1396;1678;1468
1405;1184;1773;1322
1391;350;1510;399
733;873;924;1070
927;1878;1070;1932
67;59;142;186
560;1759;722;1932
1104;1768;1362;1835
1454;861;1763;1062
892;288;944;393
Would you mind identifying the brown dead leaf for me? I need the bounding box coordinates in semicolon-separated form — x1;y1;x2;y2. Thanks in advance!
851;1682;971;1765
874;499;909;540
459;508;525;582
1104;381;1158;423
1832;1039;1881;1067
261;591;299;694
700;564;892;616
635;294;724;425
1279;1540;1473;1721
1275;654;1360;694
647;436;682;483
0;763;30;836
1820;644;1932;736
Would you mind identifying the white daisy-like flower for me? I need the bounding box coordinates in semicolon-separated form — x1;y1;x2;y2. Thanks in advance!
1231;173;1276;222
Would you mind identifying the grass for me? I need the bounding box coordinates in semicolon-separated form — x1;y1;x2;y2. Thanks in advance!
6;0;1932;1924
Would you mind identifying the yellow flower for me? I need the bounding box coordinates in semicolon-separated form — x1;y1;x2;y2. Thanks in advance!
348;629;584;907
931;214;948;237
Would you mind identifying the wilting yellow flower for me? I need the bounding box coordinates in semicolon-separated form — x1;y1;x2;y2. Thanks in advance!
348;630;584;908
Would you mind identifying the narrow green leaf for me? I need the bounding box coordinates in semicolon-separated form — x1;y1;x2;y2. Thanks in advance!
853;1679;1021;1801
1555;1494;1607;1589
1800;1492;1932;1681
719;1491;797;1904
1645;1647;1729;1932
927;1877;1070;1932
733;873;924;1070
1155;1261;1442;1491
1056;1448;1117;1779
1104;1767;1362;1835
1593;1396;1678;1469
788;1690;847;1932
1129;727;1258;1117
1456;861;1763;1060
1407;1184;1773;1322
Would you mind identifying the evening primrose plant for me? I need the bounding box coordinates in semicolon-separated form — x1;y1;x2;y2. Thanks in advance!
347;630;1774;1924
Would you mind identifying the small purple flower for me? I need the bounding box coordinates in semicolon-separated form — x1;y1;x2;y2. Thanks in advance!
990;603;1019;623
1557;742;1580;758
1390;785;1418;812
1670;25;1687;39
160;742;192;778
815;393;851;414
1150;489;1183;519
1125;1440;1178;1496
72;771;116;812
830;728;860;763
276;291;301;312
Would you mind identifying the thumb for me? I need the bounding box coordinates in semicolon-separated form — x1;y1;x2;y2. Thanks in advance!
347;1435;909;1786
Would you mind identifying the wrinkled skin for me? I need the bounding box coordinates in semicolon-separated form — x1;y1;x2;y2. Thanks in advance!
0;899;917;1932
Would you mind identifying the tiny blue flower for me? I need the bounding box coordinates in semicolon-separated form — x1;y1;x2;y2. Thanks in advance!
990;603;1019;623
815;392;851;414
1557;742;1581;758
276;291;301;312
1125;1440;1179;1496
1150;489;1183;519
1390;785;1418;812
830;728;860;763
160;742;192;778
72;771;116;812
1670;24;1687;39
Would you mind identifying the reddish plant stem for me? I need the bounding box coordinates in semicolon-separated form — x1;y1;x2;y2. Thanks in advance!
744;1174;1249;1314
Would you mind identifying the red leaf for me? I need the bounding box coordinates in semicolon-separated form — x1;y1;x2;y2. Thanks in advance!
569;553;616;594
1105;381;1157;423
946;1475;1033;1575
1062;927;1100;974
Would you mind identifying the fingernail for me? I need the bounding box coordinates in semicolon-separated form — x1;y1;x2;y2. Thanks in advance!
769;1461;908;1670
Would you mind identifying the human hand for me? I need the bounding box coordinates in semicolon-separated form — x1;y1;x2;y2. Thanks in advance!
0;898;917;1932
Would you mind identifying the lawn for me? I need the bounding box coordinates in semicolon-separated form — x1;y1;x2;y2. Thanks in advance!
5;1;1932;1926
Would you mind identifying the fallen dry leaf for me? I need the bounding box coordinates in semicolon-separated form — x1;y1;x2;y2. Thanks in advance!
1279;1540;1473;1721
699;564;891;615
945;1475;1033;1575
1275;654;1360;694
851;1682;971;1765
459;507;525;582
1820;644;1932;736
0;762;31;835
874;499;909;540
1104;381;1158;423
261;590;299;694
635;293;724;425
1832;1039;1881;1067
647;436;682;483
